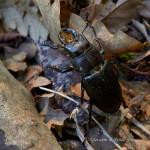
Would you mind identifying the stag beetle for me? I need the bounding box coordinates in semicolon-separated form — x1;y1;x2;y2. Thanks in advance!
56;27;122;112
41;26;123;127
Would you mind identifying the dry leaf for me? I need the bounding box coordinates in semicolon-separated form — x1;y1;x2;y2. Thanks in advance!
69;15;147;57
0;0;49;41
0;7;28;36
35;0;61;44
4;46;19;59
17;43;38;59
70;83;90;100
24;65;42;82
24;13;49;41
132;19;150;42
12;52;27;61
134;140;150;150
41;93;54;98
80;3;115;23
26;76;51;91
92;20;147;56
3;58;27;72
129;50;150;64
0;33;23;49
102;0;142;33
39;98;69;129
138;0;150;19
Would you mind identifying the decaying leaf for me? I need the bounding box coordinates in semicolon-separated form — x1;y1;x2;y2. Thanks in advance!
17;43;38;59
134;140;150;150
138;0;150;19
25;76;51;91
129;50;150;64
0;33;23;49
0;7;27;36
132;19;150;42
39;97;69;129
35;0;61;44
12;52;27;61
24;65;42;82
102;0;142;32
24;13;49;41
69;14;147;57
0;0;49;41
3;58;27;72
80;2;115;24
70;83;90;100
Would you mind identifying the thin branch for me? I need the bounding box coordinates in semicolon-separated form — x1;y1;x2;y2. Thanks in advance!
120;63;150;76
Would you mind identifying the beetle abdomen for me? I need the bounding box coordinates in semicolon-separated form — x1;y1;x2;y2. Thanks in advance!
83;60;122;113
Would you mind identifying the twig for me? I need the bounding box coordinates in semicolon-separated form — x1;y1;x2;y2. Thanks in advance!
39;87;123;150
120;63;150;76
71;108;94;150
140;100;150;111
120;106;150;137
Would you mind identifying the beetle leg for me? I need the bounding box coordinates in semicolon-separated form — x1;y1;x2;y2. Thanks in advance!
81;77;85;105
82;99;92;144
51;65;74;73
89;99;92;129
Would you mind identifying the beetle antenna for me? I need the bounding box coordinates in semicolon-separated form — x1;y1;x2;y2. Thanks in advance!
89;25;104;54
81;12;89;36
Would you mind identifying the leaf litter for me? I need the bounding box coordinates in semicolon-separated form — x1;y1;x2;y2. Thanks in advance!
0;0;150;150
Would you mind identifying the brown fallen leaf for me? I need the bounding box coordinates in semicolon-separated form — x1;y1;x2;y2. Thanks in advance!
24;65;43;83
70;83;90;100
92;20;148;57
80;3;115;24
35;0;61;44
69;15;147;57
102;0;142;33
129;50;150;64
17;43;38;59
0;33;23;49
0;0;49;41
12;52;27;61
138;0;150;19
3;58;27;72
39;97;69;129
25;76;51;91
132;19;150;42
4;46;19;59
134;140;150;150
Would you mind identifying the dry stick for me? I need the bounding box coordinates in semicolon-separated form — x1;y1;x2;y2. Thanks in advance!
39;87;123;150
120;63;150;76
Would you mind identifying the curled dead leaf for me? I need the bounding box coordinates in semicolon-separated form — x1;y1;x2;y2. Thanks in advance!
12;52;27;61
24;65;43;83
129;50;150;64
69;15;147;58
3;58;27;72
80;3;115;24
25;76;51;91
35;0;61;44
39;98;69;129
102;0;142;33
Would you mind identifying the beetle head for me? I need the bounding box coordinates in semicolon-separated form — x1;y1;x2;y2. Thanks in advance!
59;28;91;58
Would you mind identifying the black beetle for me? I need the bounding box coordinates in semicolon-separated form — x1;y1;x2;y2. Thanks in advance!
56;28;122;114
